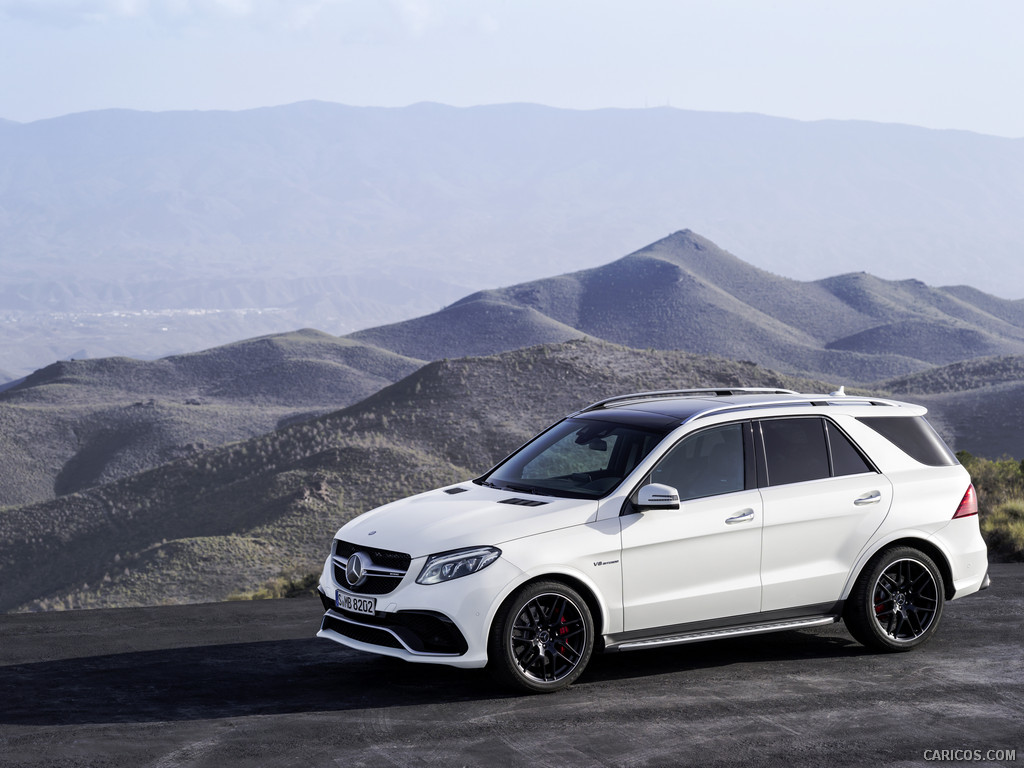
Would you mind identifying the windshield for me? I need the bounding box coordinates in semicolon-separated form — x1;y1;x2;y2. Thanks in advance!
477;418;669;499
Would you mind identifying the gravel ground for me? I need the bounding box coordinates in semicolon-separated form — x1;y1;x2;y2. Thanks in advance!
1;564;1021;768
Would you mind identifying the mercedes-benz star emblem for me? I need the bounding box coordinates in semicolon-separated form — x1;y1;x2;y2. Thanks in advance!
345;551;370;587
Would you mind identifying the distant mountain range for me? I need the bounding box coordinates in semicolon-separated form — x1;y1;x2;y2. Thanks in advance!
352;230;1024;382
3;230;1022;513
3;101;1024;378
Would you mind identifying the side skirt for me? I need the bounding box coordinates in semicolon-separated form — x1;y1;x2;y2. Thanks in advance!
603;604;842;653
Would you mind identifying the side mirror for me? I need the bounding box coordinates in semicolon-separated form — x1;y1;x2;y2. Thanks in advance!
637;483;680;512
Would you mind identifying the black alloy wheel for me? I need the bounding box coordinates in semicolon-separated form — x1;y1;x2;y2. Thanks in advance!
871;557;940;641
488;580;595;693
845;546;945;652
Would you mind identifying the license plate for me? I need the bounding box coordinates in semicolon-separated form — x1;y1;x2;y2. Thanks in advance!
336;590;376;616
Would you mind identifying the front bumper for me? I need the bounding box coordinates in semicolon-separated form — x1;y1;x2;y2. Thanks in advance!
316;555;523;668
318;592;469;656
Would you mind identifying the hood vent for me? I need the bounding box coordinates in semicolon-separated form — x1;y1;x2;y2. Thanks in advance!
499;497;548;507
443;487;469;495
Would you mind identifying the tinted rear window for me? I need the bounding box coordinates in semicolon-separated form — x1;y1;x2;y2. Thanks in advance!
761;417;831;486
856;416;957;467
826;422;874;476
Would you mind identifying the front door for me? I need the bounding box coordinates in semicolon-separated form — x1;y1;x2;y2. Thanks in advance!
619;422;763;631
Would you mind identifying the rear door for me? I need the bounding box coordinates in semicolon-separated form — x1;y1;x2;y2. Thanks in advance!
756;417;892;612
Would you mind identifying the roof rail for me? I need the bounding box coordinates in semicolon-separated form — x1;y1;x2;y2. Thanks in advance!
683;395;902;424
577;388;800;414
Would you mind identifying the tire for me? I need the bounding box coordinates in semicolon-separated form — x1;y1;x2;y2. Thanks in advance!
488;580;595;693
844;546;945;652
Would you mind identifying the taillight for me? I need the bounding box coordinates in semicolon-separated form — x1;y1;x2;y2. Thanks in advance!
953;484;978;519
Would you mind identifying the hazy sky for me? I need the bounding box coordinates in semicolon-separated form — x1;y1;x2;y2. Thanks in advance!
1;0;1022;137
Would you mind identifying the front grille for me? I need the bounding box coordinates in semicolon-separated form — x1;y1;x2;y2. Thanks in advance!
323;609;467;655
332;539;411;595
334;540;411;570
333;562;403;595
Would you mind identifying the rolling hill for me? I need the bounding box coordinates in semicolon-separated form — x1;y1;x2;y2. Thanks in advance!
0;329;422;507
0;339;831;613
350;230;1024;382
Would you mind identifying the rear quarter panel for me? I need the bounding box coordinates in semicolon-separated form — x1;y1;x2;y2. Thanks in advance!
834;415;983;599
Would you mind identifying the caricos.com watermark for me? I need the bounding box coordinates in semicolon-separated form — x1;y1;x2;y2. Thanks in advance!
923;749;1017;762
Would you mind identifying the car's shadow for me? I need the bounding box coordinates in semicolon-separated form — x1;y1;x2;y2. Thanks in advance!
0;625;866;727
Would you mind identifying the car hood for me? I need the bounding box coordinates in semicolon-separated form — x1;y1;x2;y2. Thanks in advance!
336;483;600;558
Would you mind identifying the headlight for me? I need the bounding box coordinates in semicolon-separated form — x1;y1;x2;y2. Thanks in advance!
416;546;502;585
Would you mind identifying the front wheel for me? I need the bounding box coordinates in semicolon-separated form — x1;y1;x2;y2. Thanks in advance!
488;580;595;693
844;546;945;652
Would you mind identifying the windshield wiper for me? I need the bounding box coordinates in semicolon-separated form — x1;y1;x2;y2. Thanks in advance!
502;483;544;496
477;479;546;496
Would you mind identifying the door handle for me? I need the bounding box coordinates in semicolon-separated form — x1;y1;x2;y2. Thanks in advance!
725;509;755;524
854;491;882;506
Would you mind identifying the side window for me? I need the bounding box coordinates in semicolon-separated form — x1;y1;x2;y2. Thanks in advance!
761;418;830;486
825;421;874;476
651;423;745;501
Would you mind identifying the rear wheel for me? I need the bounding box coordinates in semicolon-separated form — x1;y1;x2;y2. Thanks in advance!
844;546;944;651
488;580;594;693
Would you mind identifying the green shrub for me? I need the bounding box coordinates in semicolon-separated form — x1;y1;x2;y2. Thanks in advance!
980;500;1024;563
956;451;1024;506
957;451;1024;561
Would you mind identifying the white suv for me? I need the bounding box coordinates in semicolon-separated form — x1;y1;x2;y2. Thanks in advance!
316;389;990;692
